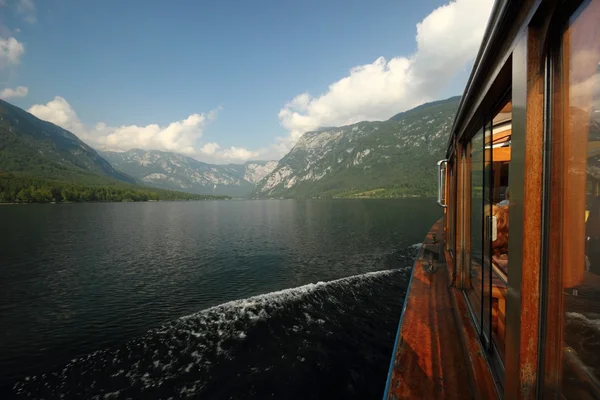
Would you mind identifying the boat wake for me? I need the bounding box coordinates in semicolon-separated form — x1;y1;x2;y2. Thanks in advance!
12;263;414;399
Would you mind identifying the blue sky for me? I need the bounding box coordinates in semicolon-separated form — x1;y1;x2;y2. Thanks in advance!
0;0;493;163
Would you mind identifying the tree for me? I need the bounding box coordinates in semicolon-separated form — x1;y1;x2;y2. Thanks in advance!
33;187;52;202
50;186;63;202
16;188;32;203
61;188;75;202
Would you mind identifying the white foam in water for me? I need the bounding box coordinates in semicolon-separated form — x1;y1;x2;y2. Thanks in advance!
179;268;403;322
14;267;412;397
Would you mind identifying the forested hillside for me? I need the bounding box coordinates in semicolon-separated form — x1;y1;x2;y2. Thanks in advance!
0;100;135;183
0;173;227;203
0;100;228;203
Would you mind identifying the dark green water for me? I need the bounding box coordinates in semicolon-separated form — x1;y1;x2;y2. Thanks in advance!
0;199;440;398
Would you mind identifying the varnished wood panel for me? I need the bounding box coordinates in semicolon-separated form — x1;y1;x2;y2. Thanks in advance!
491;129;512;144
446;155;458;256
560;25;586;290
492;147;512;162
464;142;473;290
502;25;546;399
517;25;545;400
543;31;566;395
386;220;498;399
456;145;467;289
446;250;500;400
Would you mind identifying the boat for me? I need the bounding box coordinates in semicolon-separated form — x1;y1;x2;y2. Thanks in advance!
383;0;600;398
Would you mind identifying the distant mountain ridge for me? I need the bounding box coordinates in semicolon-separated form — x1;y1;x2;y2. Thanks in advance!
0;96;462;200
0;99;135;184
100;149;277;197
253;96;461;198
0;99;228;203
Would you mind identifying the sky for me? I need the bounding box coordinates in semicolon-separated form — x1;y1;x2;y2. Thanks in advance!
0;0;494;164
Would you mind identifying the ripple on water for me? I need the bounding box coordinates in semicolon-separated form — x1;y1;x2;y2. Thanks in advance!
13;267;413;399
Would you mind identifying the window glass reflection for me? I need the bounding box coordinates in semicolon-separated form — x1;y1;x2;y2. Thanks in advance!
468;130;485;331
490;101;511;361
548;0;600;397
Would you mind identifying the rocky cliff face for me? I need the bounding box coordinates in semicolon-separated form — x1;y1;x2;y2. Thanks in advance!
253;96;461;198
101;149;277;197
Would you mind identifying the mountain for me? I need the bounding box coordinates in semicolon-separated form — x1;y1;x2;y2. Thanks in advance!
100;149;277;197
0;99;135;184
0;99;228;203
253;96;461;198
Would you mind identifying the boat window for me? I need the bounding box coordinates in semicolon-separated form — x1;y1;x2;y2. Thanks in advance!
444;159;456;257
448;159;456;257
543;0;600;397
465;100;511;364
490;100;511;362
466;127;485;332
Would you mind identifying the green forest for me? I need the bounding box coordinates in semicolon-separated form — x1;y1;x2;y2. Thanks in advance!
0;173;229;203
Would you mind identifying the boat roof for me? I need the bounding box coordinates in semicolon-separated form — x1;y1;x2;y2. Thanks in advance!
446;0;540;158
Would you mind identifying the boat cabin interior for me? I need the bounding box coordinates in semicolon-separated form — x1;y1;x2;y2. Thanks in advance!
384;0;600;398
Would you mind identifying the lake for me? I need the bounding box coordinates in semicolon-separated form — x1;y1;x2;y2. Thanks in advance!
0;199;440;399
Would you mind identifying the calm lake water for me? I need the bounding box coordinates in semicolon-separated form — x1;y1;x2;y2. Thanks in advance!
0;199;440;399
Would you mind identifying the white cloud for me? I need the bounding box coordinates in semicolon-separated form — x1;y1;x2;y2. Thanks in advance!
277;0;494;150
28;96;265;163
218;146;260;161
198;142;261;162
0;85;27;99
0;36;25;68
27;96;267;163
93;114;209;155
28;96;83;132
25;0;494;164
16;0;36;23
28;96;216;156
199;142;220;155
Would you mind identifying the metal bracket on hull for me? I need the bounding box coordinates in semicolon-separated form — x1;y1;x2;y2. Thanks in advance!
437;159;448;208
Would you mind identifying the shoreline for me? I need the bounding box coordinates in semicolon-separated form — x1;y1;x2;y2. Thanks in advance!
1;196;434;205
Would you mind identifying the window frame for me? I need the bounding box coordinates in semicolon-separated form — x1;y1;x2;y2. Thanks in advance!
452;24;547;399
443;1;600;398
540;0;600;397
